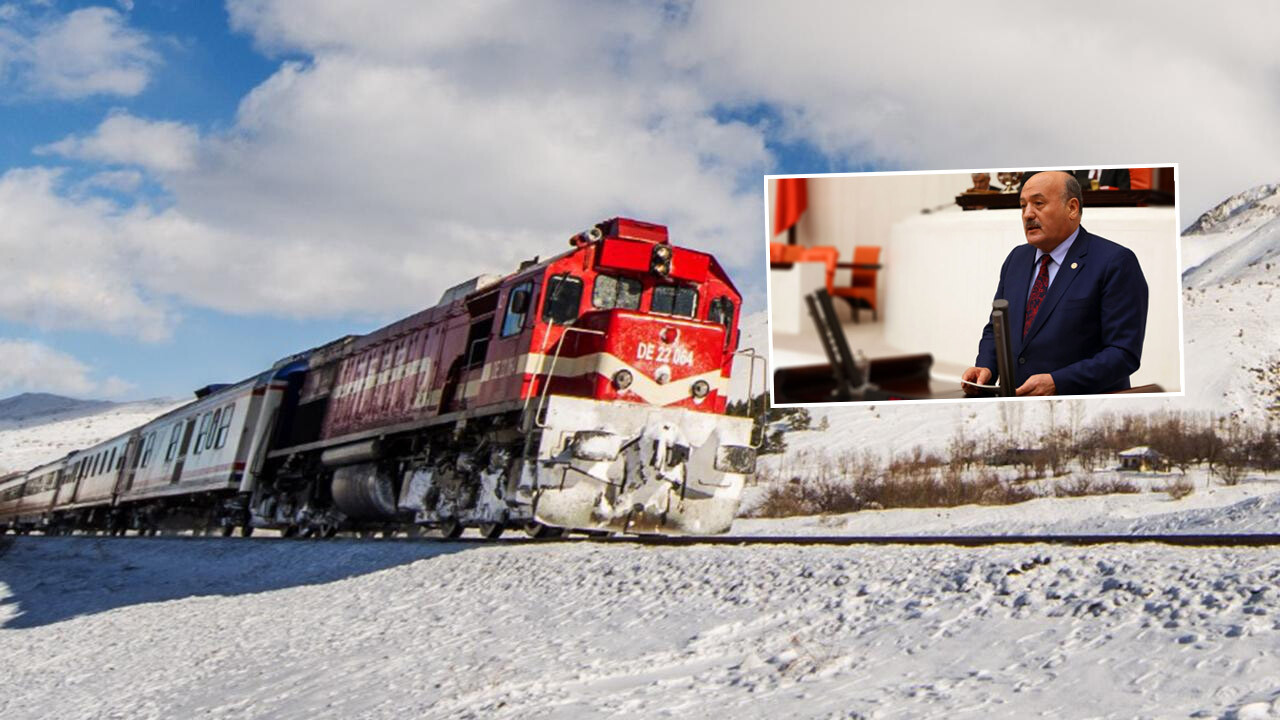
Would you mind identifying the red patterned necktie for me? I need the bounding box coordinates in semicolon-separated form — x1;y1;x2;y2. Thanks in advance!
1023;254;1053;338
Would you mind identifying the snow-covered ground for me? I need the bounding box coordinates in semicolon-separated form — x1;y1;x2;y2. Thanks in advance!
0;397;184;475
3;517;1279;719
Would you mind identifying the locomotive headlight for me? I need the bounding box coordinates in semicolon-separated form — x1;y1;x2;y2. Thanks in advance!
650;245;672;276
690;380;710;399
612;369;633;390
654;366;671;385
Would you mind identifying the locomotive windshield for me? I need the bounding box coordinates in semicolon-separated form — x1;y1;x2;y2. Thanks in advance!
651;284;698;317
592;274;642;310
542;274;583;323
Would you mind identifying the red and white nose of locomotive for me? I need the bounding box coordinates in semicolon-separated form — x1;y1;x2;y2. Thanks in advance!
596;312;729;409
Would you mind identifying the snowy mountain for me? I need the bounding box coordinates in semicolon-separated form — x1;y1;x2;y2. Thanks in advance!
1184;183;1280;236
1182;183;1280;273
0;397;184;475
0;393;114;425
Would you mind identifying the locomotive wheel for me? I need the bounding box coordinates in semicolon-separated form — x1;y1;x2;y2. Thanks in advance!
282;525;299;538
220;524;234;537
524;522;564;539
478;522;505;540
438;519;464;539
240;525;255;538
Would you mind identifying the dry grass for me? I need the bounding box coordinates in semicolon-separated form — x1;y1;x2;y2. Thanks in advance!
1158;476;1196;500
750;469;1037;518
1052;475;1140;498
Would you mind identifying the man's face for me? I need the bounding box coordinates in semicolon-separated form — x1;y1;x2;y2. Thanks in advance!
1020;172;1080;251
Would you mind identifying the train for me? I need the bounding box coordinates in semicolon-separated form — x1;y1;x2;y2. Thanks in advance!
0;217;764;539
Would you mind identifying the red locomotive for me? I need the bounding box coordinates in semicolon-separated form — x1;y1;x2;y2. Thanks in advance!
0;218;761;538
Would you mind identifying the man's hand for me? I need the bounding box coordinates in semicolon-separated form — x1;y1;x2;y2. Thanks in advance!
1016;373;1057;396
961;366;992;396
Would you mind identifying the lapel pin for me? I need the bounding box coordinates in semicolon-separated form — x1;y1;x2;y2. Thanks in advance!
1070;262;1078;269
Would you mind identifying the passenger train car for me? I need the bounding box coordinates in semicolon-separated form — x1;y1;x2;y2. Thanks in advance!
0;217;762;538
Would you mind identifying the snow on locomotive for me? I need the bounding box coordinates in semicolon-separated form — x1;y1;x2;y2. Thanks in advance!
0;218;761;538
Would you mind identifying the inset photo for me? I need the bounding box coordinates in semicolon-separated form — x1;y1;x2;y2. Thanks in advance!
766;166;1182;405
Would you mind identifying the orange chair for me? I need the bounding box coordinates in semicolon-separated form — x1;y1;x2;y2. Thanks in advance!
830;245;880;322
770;242;807;264
1130;168;1153;190
798;246;839;291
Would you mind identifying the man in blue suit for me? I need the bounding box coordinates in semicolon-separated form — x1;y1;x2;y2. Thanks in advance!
961;171;1147;396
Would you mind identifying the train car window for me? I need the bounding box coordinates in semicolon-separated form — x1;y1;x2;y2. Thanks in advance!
139;433;155;468
651;285;699;317
708;296;735;329
465;316;494;368
501;281;533;337
542;275;583;324
109;447;118;472
206;408;223;450
165;423;182;462
214;403;235;448
193;412;212;455
592;274;642;310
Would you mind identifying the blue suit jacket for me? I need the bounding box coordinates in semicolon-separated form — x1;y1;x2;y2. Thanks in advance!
975;226;1147;395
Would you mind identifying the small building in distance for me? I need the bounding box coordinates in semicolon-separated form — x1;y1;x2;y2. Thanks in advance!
1118;446;1168;472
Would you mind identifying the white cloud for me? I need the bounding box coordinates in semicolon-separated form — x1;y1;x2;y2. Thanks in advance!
81;169;144;194
664;1;1280;220
0;338;132;398
0;167;176;341
38;111;199;172
6;2;769;328
12;0;1280;346
0;6;156;100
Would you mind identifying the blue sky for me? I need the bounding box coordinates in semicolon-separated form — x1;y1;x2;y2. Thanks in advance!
2;1;1278;400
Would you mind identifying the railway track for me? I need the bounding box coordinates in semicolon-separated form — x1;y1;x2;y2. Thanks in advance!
4;532;1280;548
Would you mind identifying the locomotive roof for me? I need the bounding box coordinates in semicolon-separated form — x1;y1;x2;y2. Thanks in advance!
317;216;739;360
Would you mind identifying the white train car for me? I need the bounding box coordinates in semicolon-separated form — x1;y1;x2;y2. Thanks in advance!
51;434;136;529
0;473;27;532
114;372;289;533
0;457;69;532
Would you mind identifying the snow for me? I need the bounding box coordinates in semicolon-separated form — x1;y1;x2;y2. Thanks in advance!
0;397;184;475
3;524;1279;718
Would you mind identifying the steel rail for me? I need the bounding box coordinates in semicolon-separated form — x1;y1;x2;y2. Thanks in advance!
5;532;1280;548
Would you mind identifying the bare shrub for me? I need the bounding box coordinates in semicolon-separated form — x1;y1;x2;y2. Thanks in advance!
1052;474;1141;498
750;476;863;518
1159;476;1195;500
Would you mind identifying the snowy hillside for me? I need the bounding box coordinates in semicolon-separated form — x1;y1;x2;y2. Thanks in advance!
0;397;184;474
0;393;114;424
1182;183;1280;273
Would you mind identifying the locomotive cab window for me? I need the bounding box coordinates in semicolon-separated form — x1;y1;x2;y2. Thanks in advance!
542;274;583;324
592;274;641;310
501;281;533;337
708;296;735;329
651;284;699;318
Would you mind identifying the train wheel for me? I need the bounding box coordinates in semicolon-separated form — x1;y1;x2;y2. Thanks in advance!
478;522;505;540
220;524;234;537
524;522;564;539
282;525;299;538
438;519;464;539
240;525;255;538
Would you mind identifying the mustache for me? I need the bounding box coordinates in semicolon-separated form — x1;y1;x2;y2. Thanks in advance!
1025;221;1042;230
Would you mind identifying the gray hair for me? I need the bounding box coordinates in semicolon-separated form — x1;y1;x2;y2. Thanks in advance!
1063;173;1083;213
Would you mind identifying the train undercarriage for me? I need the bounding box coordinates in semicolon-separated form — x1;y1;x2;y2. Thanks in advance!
2;397;757;540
